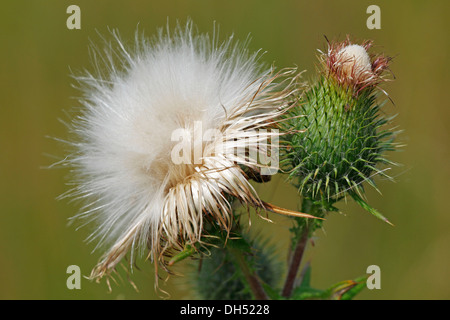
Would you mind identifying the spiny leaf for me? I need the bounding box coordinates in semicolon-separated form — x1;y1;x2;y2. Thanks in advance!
322;279;362;300
340;276;368;300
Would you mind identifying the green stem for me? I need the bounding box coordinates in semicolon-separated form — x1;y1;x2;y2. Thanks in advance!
229;248;269;300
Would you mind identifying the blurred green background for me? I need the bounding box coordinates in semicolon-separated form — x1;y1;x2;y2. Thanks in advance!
1;0;449;299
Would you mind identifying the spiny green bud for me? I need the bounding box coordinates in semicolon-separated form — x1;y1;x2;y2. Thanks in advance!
281;38;398;224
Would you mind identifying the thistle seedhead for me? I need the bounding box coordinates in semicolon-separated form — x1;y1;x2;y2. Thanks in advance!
63;21;310;286
281;37;398;223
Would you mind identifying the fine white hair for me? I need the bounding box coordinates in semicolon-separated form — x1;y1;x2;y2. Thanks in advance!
64;21;298;281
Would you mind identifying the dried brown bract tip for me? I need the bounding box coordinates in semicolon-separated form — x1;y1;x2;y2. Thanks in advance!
320;36;391;94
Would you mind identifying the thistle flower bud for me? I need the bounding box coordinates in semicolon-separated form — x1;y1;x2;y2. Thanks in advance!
281;37;397;223
324;38;390;93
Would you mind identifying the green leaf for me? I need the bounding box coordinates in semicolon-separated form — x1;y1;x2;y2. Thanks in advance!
322;280;358;300
291;287;324;300
168;244;196;266
262;283;284;300
290;272;368;300
340;276;368;300
290;264;325;300
321;275;368;300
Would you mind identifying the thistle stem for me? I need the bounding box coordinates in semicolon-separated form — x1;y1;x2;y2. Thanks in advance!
281;198;317;298
281;224;309;298
229;248;269;300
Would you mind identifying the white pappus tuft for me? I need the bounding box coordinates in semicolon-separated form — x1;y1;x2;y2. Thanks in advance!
63;21;307;283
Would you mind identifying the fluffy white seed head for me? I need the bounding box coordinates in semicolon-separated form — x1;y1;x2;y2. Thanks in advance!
337;44;372;79
65;22;297;281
